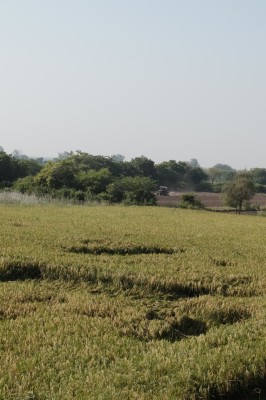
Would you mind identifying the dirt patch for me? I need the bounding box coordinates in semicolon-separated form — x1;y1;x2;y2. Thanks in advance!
157;192;266;209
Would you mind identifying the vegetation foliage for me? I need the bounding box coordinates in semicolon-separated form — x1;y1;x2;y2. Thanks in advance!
2;148;259;201
0;203;265;399
223;172;256;213
177;193;204;209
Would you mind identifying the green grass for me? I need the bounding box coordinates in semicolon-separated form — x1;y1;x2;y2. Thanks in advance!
0;204;265;399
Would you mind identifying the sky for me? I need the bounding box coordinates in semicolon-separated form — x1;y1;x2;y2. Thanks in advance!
1;0;266;169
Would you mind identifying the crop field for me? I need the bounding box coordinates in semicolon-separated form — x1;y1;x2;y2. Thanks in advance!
0;204;265;400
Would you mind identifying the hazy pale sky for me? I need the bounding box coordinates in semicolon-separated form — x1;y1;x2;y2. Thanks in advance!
1;0;265;168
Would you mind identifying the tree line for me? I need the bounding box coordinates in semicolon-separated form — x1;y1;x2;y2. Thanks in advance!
0;148;266;205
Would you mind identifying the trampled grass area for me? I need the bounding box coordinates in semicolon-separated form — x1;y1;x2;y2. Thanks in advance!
0;204;265;399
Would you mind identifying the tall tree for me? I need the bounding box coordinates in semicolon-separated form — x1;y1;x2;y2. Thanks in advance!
0;151;14;184
155;160;189;189
185;167;208;189
223;172;255;214
130;156;156;178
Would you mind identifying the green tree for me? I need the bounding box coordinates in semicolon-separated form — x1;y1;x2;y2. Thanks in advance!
188;158;200;168
12;149;29;160
107;176;156;205
34;160;77;192
15;159;42;178
207;167;221;184
57;151;72;160
0;150;42;188
119;161;138;177
67;151;122;177
155;160;189;189
13;176;36;194
130;156;156;178
223;172;255;214
77;168;112;195
0;151;14;185
206;164;236;193
111;154;125;162
211;164;236;181
185;167;209;190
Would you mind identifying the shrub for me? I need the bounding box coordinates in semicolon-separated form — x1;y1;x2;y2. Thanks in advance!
13;176;36;194
178;193;204;209
107;176;156;205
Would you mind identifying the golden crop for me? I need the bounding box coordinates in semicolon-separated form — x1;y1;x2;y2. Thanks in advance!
0;204;265;399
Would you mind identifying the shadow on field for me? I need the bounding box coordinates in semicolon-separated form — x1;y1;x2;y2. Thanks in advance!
63;243;185;256
117;314;208;342
0;262;42;281
208;384;266;400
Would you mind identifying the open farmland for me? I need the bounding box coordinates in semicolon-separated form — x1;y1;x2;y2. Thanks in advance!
0;204;265;400
157;192;266;209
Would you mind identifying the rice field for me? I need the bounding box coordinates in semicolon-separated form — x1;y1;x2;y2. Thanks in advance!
0;203;265;399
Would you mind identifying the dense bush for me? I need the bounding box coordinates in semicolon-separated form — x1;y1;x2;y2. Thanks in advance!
178;193;204;209
0;151;42;187
107;176;156;205
3;148;265;206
